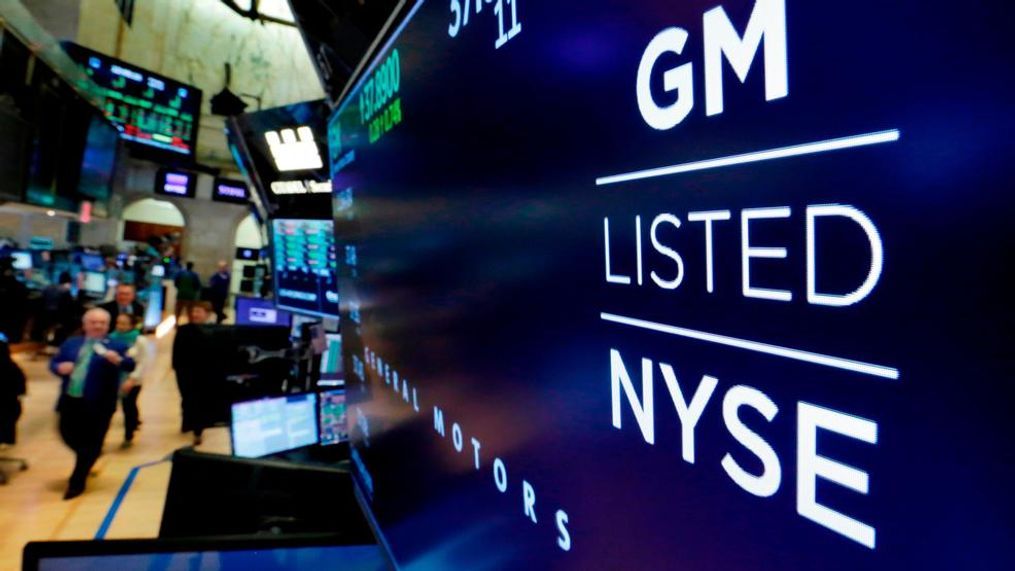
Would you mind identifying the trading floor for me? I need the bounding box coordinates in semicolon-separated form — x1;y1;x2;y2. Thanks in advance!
0;332;230;569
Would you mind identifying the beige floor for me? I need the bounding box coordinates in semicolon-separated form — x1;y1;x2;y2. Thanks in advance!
0;330;231;569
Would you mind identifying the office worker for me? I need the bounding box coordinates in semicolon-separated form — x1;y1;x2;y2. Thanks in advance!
0;333;27;447
50;308;135;500
172;302;214;446
98;284;146;323
109;313;149;448
208;260;231;324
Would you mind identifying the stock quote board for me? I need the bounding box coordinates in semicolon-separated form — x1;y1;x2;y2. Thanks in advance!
64;42;202;157
330;1;1014;569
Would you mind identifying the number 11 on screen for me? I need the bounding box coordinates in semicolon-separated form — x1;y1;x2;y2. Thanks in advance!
448;0;522;49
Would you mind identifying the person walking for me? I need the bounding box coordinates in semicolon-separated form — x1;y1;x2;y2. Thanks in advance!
0;333;27;448
49;308;135;499
98;284;146;324
173;262;202;323
172;302;214;446
109;313;149;448
0;258;28;343
208;261;231;324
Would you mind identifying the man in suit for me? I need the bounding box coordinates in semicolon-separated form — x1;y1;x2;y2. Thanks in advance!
207;260;231;324
98;284;145;324
50;308;135;499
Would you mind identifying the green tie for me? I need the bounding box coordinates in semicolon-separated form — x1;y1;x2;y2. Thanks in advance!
66;340;96;398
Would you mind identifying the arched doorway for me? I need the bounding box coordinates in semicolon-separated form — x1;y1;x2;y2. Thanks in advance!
121;198;186;259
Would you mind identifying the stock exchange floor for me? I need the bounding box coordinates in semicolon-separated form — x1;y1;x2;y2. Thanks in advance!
0;331;232;569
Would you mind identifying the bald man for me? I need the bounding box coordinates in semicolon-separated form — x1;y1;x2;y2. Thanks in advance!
50;308;136;499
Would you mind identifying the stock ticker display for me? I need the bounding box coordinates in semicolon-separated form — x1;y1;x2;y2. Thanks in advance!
329;1;1014;569
272;219;339;317
63;42;202;157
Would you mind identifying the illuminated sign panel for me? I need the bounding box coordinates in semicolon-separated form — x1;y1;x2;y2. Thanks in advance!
63;42;202;157
154;169;196;198
212;177;250;204
330;2;1013;569
265;126;324;171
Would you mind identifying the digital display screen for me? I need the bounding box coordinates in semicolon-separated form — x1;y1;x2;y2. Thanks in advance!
77;253;105;272
235;296;292;327
213;177;250;204
236;247;260;261
32;545;386;571
81;271;106;295
318;333;343;386
271;219;338;317
9;251;32;270
230;393;319;458
331;1;1015;570
318;389;348;446
63;42;202;157
155;169;196;198
227;101;331;219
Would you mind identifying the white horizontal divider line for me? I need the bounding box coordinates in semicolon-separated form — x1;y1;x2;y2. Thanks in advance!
596;129;900;186
600;311;900;380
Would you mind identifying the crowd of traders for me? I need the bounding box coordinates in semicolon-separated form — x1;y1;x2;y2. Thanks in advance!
0;253;236;500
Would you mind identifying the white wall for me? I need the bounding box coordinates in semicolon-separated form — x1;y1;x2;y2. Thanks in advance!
122;198;186;226
233;214;264;249
77;0;325;169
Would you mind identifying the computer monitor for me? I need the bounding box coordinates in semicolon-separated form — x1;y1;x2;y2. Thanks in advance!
318;333;343;387
9;250;32;270
290;314;319;340
77;252;105;272
318;389;347;446
242;265;257;278
235;296;293;327
270;219;338;317
23;535;386;571
81;271;106;295
236;247;260;261
231;393;319;458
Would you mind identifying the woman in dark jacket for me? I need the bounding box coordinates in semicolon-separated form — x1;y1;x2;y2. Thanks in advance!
0;333;27;446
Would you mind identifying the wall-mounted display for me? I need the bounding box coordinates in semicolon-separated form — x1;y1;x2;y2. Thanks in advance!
63;42;202;158
328;1;1015;569
154;169;196;199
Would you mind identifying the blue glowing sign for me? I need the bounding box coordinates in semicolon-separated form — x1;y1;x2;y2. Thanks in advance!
329;1;1015;569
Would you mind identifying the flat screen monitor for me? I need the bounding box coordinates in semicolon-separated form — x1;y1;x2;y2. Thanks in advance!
241;265;257;278
9;251;32;270
81;271;106;295
318;389;347;446
154;169;196;198
271;219;337;317
23;537;386;571
62;42;202;157
213;177;249;204
318;333;343;386
235;296;292;327
227;101;331;219
290;314;319;341
236;247;260;261
328;1;1015;569
77;113;119;204
77;252;105;272
230;393;319;458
